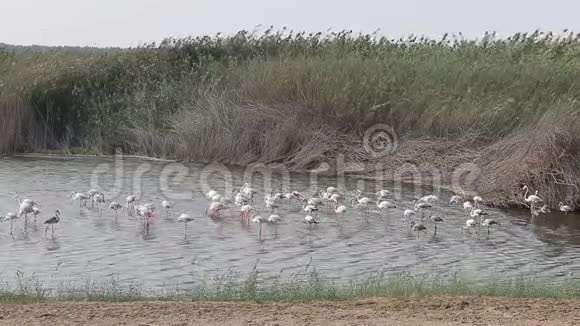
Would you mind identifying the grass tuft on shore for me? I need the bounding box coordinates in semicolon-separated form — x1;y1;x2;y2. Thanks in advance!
1;271;579;303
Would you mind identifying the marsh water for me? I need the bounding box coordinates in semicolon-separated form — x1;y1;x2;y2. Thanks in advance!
0;156;579;291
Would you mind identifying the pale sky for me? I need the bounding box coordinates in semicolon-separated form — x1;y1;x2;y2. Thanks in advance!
1;0;578;47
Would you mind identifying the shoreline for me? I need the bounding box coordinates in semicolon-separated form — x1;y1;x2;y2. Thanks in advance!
0;150;518;206
2;272;579;303
1;150;576;212
8;152;178;162
1;296;578;325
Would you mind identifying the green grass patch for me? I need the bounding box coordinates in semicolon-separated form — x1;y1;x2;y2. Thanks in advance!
1;270;578;303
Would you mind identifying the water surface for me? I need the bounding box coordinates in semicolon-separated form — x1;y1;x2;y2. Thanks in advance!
0;156;579;290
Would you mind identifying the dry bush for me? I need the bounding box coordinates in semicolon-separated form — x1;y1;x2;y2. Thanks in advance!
477;103;580;208
172;97;347;168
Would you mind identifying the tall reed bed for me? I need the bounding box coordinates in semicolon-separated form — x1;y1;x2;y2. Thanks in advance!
0;30;579;207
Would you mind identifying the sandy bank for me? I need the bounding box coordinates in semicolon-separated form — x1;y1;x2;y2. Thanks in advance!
1;296;579;325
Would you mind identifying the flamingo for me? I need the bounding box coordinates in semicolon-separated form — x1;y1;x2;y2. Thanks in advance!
32;207;41;225
403;209;416;220
303;203;319;215
532;204;551;217
15;197;39;207
481;217;499;235
326;187;339;194
305;197;324;207
413;200;432;219
136;204;154;233
539;204;551;214
17;200;35;231
473;196;483;208
334;205;347;216
44;210;61;239
430;215;444;235
93;193;106;213
376;189;391;200
462;218;477;233
352;192;372;216
252;215;268;238
410;221;427;239
240;204;255;222
470;208;489;224
522;186;542;208
559;202;573;214
234;192;249;207
109;202;123;218
329;193;341;208
1;212;18;236
377;199;397;210
177;213;195;239
353;190;372;204
291;191;305;204
15;196;37;205
126;195;139;214
72;192;90;207
418;195;439;204
272;192;285;207
205;190;219;201
143;203;155;211
17;199;35;218
321;191;332;204
463;201;473;211
207;202;226;217
240;183;257;202
161;200;174;217
268;214;281;224
449;195;462;205
304;214;319;225
87;189;102;207
265;196;281;213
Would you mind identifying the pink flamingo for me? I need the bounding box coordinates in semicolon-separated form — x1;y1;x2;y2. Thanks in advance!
136;204;155;234
240;204;255;223
206;202;226;217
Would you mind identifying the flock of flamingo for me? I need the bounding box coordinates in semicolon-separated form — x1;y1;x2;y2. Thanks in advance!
0;182;574;240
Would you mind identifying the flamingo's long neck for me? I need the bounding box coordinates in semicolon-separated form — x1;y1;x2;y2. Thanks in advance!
524;186;529;200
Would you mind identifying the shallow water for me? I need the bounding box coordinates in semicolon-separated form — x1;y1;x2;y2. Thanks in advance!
0;156;579;290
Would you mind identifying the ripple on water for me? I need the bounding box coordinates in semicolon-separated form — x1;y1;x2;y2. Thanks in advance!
0;157;579;289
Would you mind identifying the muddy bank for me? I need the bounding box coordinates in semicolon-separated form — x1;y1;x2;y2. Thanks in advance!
1;296;579;325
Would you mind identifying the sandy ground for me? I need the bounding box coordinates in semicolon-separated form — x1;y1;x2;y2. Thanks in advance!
0;296;579;326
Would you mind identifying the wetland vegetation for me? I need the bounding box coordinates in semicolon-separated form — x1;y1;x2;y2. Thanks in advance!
1;30;578;208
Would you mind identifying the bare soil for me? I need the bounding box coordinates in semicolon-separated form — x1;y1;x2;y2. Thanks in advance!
1;296;579;325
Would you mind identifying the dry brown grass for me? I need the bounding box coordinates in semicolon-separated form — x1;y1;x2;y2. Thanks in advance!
477;104;580;208
165;96;580;208
172;98;346;168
